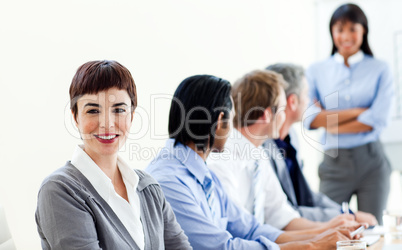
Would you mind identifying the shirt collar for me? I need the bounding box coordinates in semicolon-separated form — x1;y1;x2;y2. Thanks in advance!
118;154;139;190
165;139;211;187
71;145;139;202
333;50;364;65
225;129;265;158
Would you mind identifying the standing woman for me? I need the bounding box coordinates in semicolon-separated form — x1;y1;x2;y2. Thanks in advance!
35;60;192;249
305;3;393;224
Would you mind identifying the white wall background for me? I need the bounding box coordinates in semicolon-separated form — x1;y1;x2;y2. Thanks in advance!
0;0;399;249
0;1;316;248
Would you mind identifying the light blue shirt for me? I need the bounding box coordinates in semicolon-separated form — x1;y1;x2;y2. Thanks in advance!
304;51;394;150
146;139;282;250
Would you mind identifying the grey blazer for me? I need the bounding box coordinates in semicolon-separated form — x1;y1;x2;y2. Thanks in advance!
263;138;341;222
35;162;192;250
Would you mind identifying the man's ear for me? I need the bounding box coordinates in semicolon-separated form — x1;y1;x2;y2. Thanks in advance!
287;94;299;112
216;112;224;130
262;107;272;123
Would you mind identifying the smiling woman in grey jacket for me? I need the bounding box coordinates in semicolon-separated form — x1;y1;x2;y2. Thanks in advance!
35;60;192;250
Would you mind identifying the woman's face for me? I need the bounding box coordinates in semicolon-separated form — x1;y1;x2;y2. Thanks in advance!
74;87;133;160
331;20;365;58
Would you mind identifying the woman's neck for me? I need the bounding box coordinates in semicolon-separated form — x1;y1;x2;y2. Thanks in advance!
339;50;360;67
83;147;128;201
84;148;119;179
343;57;350;67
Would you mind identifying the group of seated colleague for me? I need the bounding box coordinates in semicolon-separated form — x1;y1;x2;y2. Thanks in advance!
35;3;393;248
35;60;376;250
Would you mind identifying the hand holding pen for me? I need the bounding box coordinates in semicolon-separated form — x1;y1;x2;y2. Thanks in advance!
341;201;378;227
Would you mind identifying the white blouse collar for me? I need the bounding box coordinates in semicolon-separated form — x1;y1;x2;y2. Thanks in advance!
71;145;139;202
334;50;364;66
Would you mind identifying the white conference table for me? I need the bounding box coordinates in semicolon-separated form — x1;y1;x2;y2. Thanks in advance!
368;237;402;250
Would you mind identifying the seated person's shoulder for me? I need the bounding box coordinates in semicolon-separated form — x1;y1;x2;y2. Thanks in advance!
134;168;157;183
133;169;163;192
37;162;92;210
146;157;192;184
39;162;83;192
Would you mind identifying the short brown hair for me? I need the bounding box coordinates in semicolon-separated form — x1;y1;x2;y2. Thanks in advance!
232;69;287;128
69;60;137;119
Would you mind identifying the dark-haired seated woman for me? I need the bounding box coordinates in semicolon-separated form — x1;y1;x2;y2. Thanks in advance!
35;60;192;250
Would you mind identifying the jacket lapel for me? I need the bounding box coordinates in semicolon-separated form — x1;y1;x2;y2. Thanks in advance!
271;141;298;206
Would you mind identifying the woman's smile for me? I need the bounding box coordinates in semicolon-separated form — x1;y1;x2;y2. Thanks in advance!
94;133;120;144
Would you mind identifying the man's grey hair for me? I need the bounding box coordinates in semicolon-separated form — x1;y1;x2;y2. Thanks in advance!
265;63;305;97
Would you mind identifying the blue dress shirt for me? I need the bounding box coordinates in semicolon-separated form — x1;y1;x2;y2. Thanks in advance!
146;139;282;250
304;51;394;150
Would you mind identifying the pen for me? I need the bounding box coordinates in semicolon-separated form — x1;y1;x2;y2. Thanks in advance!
350;225;365;237
342;202;350;215
341;201;355;216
